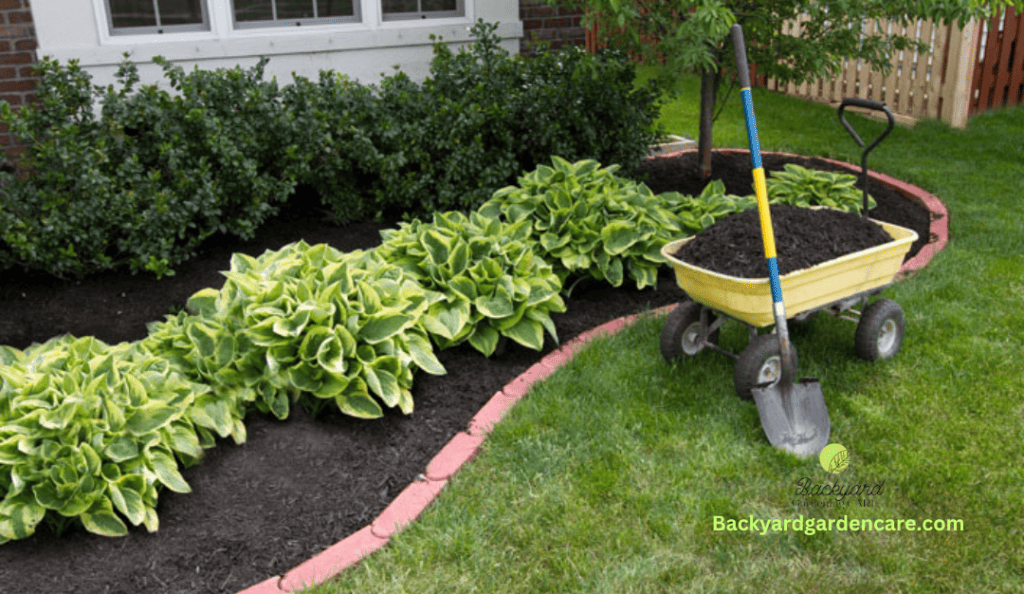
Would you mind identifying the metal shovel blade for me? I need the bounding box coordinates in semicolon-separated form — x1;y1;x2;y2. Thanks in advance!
752;378;830;458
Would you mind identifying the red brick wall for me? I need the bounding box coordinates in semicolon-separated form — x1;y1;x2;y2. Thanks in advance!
0;0;38;165
519;0;587;56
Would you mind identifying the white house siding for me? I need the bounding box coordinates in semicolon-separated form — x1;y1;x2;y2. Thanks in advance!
31;0;522;103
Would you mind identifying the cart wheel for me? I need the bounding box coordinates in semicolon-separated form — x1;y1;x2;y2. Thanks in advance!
734;333;799;401
660;301;718;360
855;299;905;361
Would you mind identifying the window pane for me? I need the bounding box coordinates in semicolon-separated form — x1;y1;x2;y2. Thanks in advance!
382;0;418;14
110;0;157;28
159;0;204;25
276;0;314;19
316;0;354;17
421;0;455;11
234;0;274;21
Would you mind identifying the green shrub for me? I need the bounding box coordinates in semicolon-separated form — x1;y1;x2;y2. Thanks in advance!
361;20;665;221
277;71;385;224
0;53;295;280
479;157;679;294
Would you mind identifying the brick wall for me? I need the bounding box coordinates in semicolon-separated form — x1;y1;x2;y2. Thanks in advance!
0;0;38;165
519;0;588;56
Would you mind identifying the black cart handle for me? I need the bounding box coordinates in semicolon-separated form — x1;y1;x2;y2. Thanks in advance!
838;97;895;217
838;97;895;150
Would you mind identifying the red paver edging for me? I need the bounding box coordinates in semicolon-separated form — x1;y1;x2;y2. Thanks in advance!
234;153;948;592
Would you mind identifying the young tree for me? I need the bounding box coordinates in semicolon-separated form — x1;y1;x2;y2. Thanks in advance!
542;0;1022;182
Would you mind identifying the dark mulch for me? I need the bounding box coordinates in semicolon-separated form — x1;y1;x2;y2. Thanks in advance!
0;150;931;594
673;203;896;278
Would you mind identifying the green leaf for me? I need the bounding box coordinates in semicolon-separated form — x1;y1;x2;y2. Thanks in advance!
422;299;471;340
80;499;128;537
421;228;452;265
186;287;221;316
148;449;191;494
190;394;234;437
605;257;624;287
104;436;139;462
185;319;220;359
475;290;514;319
360;312;415;344
503;318;545;351
126;403;179;436
0;495;46;541
402;333;446;375
108;482;146;526
273;308;312;338
601;221;639;255
334;392;383;419
467;323;500;357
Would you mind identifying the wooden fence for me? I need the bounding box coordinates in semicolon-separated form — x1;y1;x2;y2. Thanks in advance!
584;7;1024;129
971;7;1024;114
761;15;980;128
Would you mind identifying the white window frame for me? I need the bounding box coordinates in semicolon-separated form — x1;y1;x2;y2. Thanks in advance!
231;1;362;30
92;0;473;45
106;0;210;36
382;0;464;22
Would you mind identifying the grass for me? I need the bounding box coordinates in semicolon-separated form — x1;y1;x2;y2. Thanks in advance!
298;69;1024;593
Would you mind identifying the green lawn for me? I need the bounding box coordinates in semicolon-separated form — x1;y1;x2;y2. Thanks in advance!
299;69;1024;593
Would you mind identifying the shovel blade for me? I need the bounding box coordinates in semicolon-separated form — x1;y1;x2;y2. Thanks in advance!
752;378;830;458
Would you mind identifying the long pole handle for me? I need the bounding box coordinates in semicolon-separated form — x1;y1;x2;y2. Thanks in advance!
730;23;795;381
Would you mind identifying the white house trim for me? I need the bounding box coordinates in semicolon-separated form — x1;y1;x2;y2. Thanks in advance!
30;0;521;97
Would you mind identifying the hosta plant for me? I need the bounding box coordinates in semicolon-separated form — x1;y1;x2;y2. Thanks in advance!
478;156;680;294
0;336;220;544
661;180;757;236
146;241;447;421
766;163;876;213
377;211;565;356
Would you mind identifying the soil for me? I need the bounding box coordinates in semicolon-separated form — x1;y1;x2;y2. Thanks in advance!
0;150;932;594
673;203;895;278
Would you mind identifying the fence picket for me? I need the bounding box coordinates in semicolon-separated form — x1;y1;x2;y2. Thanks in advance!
1008;11;1024;105
911;20;935;116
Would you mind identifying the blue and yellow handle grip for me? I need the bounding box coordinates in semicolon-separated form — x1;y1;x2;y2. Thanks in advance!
731;24;784;311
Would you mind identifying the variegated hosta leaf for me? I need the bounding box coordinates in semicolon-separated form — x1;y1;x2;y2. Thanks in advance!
377;211;565;356
478;156;683;292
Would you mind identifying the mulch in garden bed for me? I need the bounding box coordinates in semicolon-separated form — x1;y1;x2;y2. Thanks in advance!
673;203;896;278
0;150;932;594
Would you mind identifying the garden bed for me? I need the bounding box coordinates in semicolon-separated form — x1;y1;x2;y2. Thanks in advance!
0;151;932;594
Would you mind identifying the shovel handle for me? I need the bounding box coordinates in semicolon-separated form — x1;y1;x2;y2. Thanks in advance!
731;23;796;382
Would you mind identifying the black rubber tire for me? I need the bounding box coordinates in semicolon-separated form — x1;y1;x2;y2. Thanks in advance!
660;301;719;361
734;333;799;401
855;299;905;361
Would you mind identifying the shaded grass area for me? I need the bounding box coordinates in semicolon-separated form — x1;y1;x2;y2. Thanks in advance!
299;72;1024;593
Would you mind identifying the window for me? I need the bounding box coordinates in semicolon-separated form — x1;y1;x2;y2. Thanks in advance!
104;0;467;36
382;0;463;21
108;0;209;35
232;0;360;29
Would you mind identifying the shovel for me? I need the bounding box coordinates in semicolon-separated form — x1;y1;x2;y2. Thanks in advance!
730;24;830;458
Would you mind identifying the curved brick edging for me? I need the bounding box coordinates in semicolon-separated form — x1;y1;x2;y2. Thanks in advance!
236;153;949;593
235;306;676;594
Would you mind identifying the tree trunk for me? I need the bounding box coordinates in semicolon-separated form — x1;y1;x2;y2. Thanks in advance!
697;66;718;184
